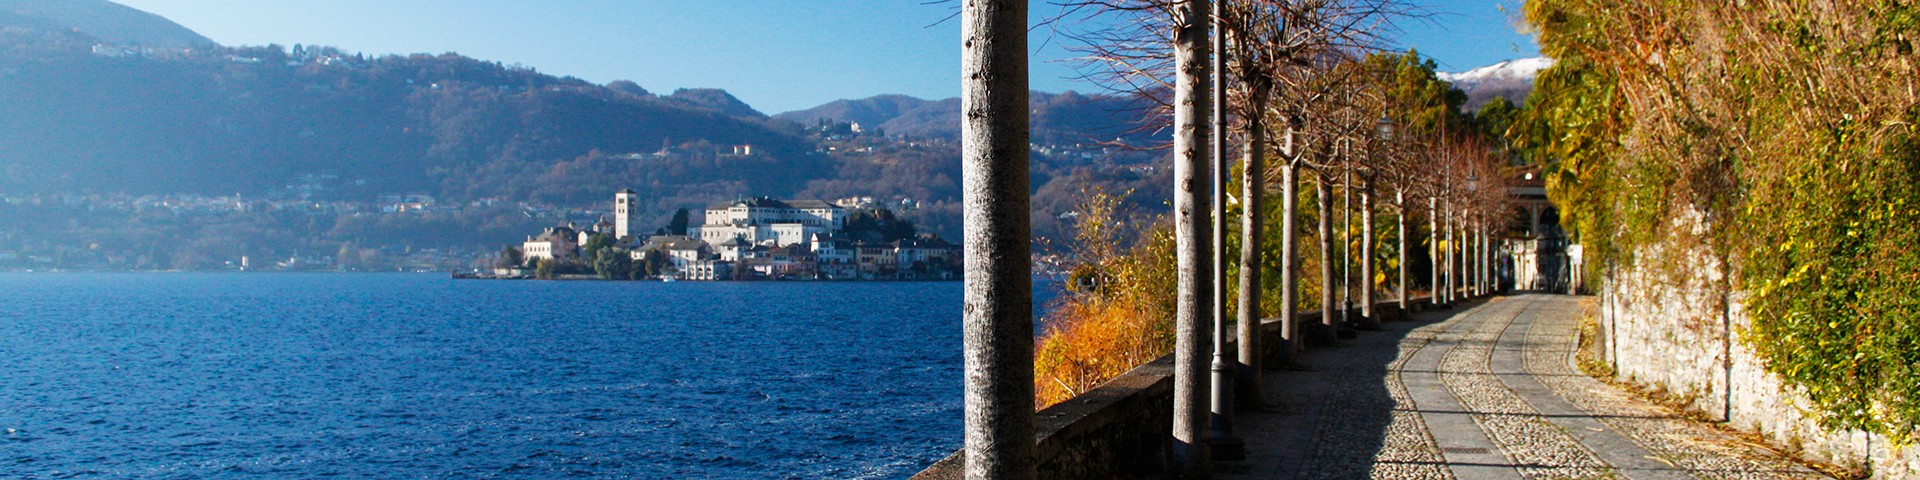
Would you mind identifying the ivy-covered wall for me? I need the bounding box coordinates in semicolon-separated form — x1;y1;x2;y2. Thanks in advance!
1517;0;1920;459
1599;238;1917;478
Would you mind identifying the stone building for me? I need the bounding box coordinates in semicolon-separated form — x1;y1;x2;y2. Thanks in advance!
1502;166;1583;292
522;225;581;261
692;198;847;247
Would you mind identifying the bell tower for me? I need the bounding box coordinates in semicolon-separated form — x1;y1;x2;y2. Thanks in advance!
614;189;638;238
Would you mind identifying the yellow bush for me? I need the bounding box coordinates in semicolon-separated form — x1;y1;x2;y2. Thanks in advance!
1035;189;1177;409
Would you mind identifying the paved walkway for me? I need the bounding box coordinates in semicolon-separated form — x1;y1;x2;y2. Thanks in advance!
1217;294;1828;480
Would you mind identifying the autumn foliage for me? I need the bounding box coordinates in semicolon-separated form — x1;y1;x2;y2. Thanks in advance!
1034;189;1179;409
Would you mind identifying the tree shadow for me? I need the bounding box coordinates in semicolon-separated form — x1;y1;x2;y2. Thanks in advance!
1232;308;1456;479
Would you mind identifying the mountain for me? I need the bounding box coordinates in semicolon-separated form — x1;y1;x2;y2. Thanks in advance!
0;36;814;203
777;91;1164;146
0;0;212;47
775;94;949;134
665;88;766;118
1439;57;1554;111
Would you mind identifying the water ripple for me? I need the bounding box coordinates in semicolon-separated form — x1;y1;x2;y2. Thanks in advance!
0;273;971;478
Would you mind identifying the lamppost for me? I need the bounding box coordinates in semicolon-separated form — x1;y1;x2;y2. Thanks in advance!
1371;117;1394;322
1206;18;1244;461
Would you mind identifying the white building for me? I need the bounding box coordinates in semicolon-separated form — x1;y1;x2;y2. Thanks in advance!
694;198;847;247
522;225;582;261
636;235;709;268
811;234;858;280
680;259;733;280
614;189;638;238
715;237;752;261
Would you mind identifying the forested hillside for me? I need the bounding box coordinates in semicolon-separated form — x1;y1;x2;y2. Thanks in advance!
0;3;1184;270
776;90;1163;146
0;26;811;198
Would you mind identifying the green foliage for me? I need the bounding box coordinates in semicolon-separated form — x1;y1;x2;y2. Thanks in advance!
592;248;631;280
667;208;690;236
1472;97;1520;140
842;208;918;242
1365;50;1470;138
1745;129;1920;440
1510;55;1625;282
498;246;522;268
534;257;555;279
582;233;614;259
1522;0;1920;441
638;249;670;278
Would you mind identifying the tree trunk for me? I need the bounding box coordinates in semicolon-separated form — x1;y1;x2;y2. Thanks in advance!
1443;214;1459;299
959;0;1033;477
1429;197;1440;306
1317;177;1335;343
1447;212;1457;301
1443;202;1454;305
1280;161;1300;360
1470;220;1481;297
1396;189;1408;313
1461;215;1472;298
1236;80;1272;406
1358;181;1377;329
1474;227;1484;296
1169;0;1213;475
1484;229;1494;293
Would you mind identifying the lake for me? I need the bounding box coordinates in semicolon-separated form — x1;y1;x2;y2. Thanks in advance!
0;273;1057;479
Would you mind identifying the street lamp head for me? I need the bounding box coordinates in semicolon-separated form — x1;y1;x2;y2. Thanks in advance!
1375;116;1395;140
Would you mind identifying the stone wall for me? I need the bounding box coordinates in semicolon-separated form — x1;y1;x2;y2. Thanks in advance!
1598;251;1918;478
910;355;1174;480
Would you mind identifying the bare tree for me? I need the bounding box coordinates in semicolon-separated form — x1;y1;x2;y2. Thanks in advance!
1050;2;1428;474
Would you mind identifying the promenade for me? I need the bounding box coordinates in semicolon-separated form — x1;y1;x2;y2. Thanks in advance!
1219;294;1828;480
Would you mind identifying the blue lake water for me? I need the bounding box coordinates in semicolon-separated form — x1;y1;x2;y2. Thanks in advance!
0;273;1055;479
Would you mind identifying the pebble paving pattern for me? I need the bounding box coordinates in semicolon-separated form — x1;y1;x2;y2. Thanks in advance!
1519;299;1827;479
1438;300;1611;479
1217;294;1829;480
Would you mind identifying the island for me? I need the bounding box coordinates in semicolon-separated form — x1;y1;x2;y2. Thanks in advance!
475;190;960;281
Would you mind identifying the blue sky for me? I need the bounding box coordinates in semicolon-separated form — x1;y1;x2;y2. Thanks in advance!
114;0;1538;114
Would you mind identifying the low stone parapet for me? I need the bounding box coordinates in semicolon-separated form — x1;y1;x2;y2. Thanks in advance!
911;355;1174;479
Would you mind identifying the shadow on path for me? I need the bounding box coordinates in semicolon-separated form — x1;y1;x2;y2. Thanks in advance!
1218;302;1463;479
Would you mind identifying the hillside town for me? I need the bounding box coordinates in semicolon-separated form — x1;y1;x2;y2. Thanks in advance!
492;190;961;280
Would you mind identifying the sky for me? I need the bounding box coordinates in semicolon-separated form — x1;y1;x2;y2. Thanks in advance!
113;0;1539;114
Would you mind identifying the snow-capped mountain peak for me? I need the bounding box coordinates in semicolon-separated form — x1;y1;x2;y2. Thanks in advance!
1438;57;1556;84
1439;57;1556;111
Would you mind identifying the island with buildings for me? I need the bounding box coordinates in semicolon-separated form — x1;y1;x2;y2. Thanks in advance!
485;190;960;281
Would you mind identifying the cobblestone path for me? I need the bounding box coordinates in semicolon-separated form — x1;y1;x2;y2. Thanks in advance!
1217;294;1828;480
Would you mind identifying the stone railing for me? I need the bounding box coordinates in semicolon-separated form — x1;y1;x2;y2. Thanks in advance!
910;354;1174;479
